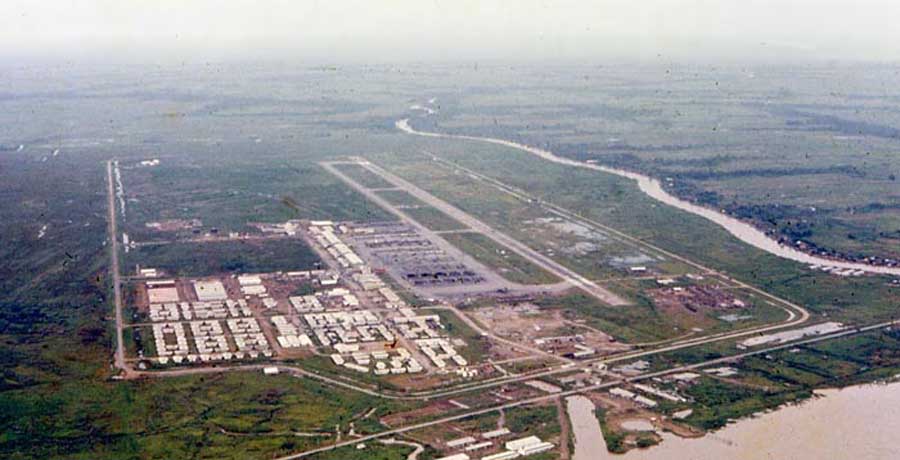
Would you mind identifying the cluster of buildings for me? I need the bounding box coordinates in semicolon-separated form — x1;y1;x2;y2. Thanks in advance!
190;320;229;356
145;277;275;364
303;310;394;346
309;221;365;268
238;275;268;296
393;308;443;339
166;298;252;321
352;271;407;309
226;318;271;355
152;322;189;360
140;218;479;380
436;434;554;460
330;346;424;375
153;318;271;365
416;338;468;369
289;287;359;312
271;315;313;348
609;387;658;408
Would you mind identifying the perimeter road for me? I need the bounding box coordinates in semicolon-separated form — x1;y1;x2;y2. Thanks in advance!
106;160;127;374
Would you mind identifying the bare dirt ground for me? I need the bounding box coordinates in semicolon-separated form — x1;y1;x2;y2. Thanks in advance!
469;303;628;356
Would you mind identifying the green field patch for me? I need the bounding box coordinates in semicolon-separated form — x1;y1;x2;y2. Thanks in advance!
537;292;682;344
682;376;812;430
403;206;468;231
332;163;396;189
125;238;321;277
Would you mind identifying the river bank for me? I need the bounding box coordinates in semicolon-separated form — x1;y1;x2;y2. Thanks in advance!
616;381;900;460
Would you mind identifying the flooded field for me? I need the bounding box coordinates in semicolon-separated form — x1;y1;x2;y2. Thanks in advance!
618;381;900;460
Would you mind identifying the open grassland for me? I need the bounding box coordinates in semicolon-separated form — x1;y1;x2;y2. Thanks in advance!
403;205;468;232
538;292;689;343
0;371;417;460
123;155;395;241
331;162;396;190
124;238;322;277
307;443;416;460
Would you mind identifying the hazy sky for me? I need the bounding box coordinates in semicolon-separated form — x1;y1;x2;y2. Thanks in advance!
3;0;900;62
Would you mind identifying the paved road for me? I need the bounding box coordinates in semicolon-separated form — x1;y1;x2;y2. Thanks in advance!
106;160;128;375
340;159;629;306
275;318;898;459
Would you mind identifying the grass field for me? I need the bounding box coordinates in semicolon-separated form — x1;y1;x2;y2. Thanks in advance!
124;238;322;277
123;158;396;241
0;371;418;459
331;163;396;190
403;206;468;232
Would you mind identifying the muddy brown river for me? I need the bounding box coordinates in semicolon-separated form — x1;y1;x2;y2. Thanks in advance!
618;382;900;459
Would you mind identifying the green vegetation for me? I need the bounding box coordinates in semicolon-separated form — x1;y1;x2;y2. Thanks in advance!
539;292;687;343
682;377;812;430
308;443;415;460
417;67;900;261
332;163;396;189
505;403;561;445
4;62;900;459
595;407;626;454
403;206;467;232
124;159;395;241
1;371;415;459
124;238;322;277
441;232;560;285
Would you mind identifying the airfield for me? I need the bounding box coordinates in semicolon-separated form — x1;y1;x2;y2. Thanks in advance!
100;125;900;460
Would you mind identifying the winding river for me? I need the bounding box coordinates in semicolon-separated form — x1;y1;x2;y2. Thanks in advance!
396;118;900;276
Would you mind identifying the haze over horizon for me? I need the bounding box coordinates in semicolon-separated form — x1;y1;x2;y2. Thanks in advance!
3;0;900;64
